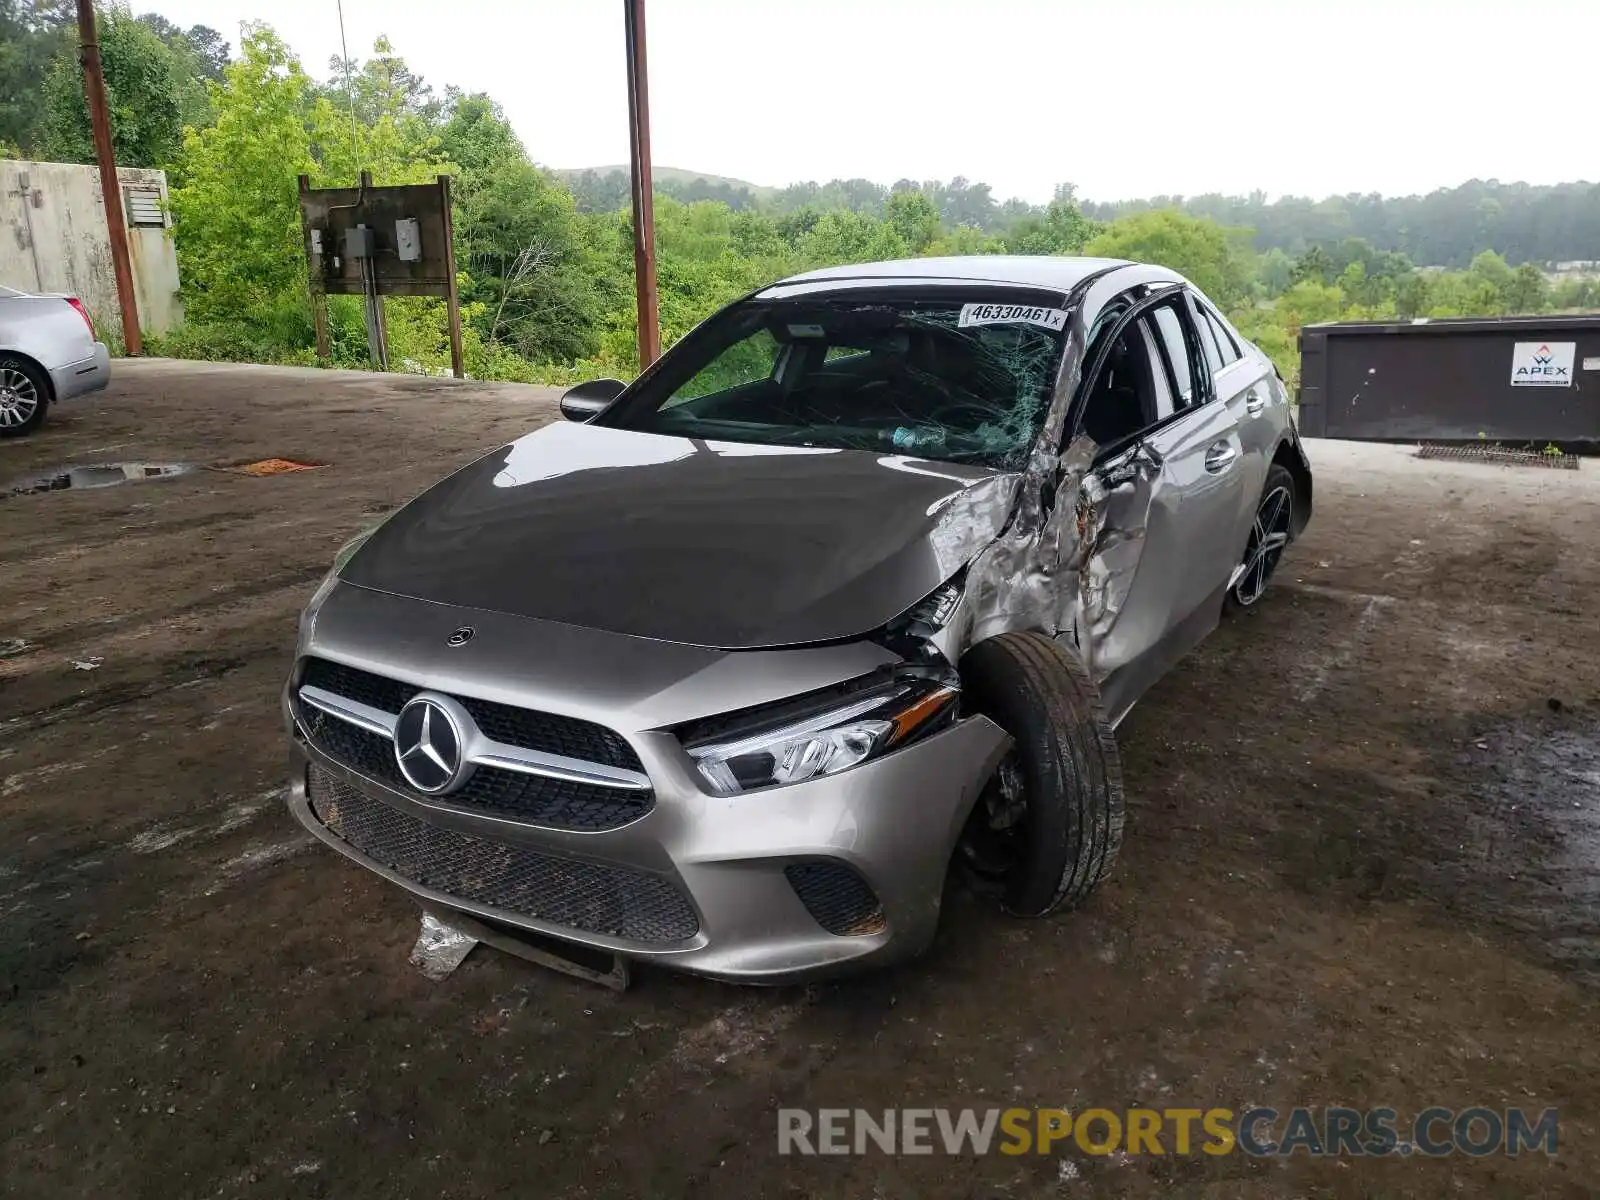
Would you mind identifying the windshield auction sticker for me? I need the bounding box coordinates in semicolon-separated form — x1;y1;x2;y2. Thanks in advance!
958;303;1068;331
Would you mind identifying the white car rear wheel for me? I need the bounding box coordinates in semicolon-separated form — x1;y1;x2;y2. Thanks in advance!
0;356;49;438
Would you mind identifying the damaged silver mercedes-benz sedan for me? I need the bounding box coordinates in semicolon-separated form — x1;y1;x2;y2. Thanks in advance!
284;256;1312;982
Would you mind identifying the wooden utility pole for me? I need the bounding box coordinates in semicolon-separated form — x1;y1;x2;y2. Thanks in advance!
297;174;331;360
623;0;660;367
439;173;465;378
75;0;141;355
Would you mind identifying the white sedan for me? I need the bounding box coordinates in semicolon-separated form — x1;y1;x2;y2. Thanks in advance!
0;284;111;436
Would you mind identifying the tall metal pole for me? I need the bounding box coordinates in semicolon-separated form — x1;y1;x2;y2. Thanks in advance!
75;0;141;355
623;0;660;368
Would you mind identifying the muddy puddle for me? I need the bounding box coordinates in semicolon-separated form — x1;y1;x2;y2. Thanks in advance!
4;462;197;497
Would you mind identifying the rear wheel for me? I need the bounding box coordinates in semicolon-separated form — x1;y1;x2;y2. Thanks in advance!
957;632;1125;917
0;356;49;438
1228;463;1295;609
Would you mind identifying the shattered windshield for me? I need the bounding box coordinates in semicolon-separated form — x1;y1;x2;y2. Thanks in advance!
599;296;1069;469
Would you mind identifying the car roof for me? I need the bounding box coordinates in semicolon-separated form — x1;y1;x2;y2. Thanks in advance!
762;255;1135;296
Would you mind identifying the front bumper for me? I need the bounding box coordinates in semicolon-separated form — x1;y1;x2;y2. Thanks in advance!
286;685;1009;984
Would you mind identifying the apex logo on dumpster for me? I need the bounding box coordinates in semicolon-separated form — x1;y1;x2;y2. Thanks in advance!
1510;341;1576;387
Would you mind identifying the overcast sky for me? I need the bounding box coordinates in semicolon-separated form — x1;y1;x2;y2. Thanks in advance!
140;0;1597;204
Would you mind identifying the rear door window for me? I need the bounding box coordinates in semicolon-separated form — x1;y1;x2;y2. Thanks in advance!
1151;307;1198;409
1194;309;1224;373
1207;312;1239;366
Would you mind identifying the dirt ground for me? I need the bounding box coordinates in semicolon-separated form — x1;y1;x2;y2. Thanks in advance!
2;359;1597;1199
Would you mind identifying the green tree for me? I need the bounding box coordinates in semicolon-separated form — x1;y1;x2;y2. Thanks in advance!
0;0;72;154
884;189;940;254
446;103;604;363
39;3;185;167
168;25;317;333
135;13;229;129
1289;245;1333;286
1256;247;1293;297
1466;250;1515;305
437;92;519;175
1004;185;1095;255
1085;210;1250;307
1551;276;1599;311
927;224;1003;257
797;210;907;265
1394;271;1431;319
309;38;444;185
1506;263;1549;313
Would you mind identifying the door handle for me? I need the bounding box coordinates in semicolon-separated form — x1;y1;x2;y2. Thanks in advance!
1204;442;1237;473
1245;390;1267;416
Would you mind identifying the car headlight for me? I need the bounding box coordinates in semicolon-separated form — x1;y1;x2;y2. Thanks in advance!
680;676;959;796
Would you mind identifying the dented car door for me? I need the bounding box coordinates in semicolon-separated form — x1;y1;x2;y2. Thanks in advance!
1072;294;1248;725
1189;291;1275;561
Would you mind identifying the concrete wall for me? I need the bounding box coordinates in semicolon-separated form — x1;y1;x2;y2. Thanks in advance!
0;159;182;336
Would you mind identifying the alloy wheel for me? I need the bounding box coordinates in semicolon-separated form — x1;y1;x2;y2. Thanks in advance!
0;368;39;429
1233;484;1293;607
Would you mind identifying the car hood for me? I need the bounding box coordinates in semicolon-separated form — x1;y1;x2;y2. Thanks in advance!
341;421;1023;649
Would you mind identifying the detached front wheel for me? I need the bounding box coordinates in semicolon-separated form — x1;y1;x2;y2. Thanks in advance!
957;632;1125;917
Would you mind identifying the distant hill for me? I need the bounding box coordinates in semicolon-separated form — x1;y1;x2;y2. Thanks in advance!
554;165;776;213
554;165;775;196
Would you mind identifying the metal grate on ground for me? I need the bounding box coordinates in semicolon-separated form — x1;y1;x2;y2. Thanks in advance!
1416;443;1580;470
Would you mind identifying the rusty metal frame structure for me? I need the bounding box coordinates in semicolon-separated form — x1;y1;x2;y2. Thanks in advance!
298;172;465;378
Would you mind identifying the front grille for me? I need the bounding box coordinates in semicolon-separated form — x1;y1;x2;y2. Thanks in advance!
296;657;652;832
307;765;698;943
299;711;652;832
300;658;643;771
785;860;886;936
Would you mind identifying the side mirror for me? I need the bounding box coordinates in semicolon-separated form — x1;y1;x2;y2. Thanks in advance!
560;378;626;422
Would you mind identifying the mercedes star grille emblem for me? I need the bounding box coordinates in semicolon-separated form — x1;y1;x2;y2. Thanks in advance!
393;692;475;795
446;626;474;647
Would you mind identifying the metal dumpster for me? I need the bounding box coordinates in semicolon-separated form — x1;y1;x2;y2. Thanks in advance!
1298;315;1600;444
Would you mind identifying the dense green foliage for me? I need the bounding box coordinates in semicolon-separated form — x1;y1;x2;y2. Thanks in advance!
1083;182;1600;269
8;10;1597;388
568;168;1600;272
3;0;225;163
0;0;71;156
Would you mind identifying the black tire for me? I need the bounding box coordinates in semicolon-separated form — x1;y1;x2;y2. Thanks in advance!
957;631;1125;917
0;354;50;438
1226;463;1297;611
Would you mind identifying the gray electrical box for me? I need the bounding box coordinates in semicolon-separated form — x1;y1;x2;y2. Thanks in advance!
395;217;422;262
343;224;375;259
